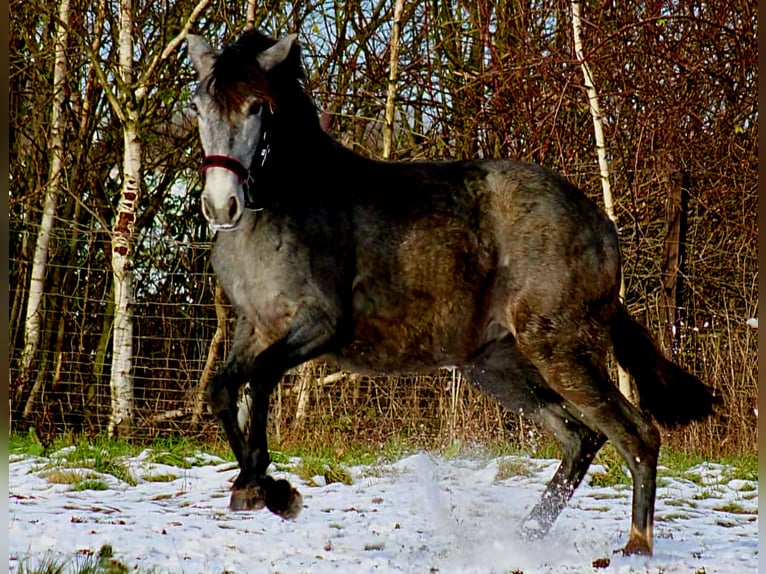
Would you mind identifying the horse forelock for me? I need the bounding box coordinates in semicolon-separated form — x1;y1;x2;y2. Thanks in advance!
208;30;304;117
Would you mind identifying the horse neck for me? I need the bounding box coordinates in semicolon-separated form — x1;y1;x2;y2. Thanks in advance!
266;108;375;185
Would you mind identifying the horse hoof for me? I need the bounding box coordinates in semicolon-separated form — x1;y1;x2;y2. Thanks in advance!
618;537;652;557
229;485;266;511
265;478;303;520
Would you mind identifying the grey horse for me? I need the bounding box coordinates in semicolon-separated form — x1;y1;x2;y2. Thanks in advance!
185;30;715;556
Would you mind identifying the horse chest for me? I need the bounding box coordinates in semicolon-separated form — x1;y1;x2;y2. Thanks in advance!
211;215;310;332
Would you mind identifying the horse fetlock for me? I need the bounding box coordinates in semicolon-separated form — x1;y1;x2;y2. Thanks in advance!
615;523;653;556
229;475;303;519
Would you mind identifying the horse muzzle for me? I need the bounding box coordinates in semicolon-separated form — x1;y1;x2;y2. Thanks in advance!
199;155;248;230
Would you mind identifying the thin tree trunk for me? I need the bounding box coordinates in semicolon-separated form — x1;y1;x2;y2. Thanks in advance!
245;0;257;31
571;1;631;399
23;198;82;418
382;0;405;160
108;0;139;438
87;281;114;434
291;364;313;430
93;0;210;438
18;0;70;394
192;282;228;425
659;171;689;358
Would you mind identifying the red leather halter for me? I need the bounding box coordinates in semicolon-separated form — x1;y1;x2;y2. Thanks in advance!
199;155;249;183
197;103;273;208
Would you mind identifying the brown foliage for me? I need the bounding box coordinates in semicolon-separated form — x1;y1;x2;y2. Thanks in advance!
9;0;756;455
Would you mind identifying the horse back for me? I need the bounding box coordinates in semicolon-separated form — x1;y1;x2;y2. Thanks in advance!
338;158;621;371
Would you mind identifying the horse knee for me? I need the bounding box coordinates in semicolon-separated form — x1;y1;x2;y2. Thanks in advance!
207;374;233;416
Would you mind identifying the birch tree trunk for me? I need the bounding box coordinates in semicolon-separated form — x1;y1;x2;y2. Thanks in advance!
18;0;70;398
245;0;257;31
570;1;632;399
382;0;405;160
105;0;212;438
108;0;140;437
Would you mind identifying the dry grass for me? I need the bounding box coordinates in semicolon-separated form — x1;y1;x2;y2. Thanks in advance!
265;315;756;461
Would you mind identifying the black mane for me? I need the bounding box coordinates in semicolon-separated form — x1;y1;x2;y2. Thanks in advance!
210;30;306;116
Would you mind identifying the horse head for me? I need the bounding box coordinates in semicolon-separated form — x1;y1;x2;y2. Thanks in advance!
187;31;297;231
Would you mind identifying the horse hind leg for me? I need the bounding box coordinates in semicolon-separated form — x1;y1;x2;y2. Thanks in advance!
518;330;661;556
461;333;606;539
521;406;606;540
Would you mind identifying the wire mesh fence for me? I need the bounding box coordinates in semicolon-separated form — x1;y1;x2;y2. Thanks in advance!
9;219;758;456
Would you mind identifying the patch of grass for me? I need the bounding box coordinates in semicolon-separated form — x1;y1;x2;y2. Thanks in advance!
17;545;130;574
658;450;708;474
144;436;230;468
441;440;465;459
10;429;73;458
684;473;705;486
656;477;670;488
495;458;533;480
142;473;178;483
693;488;723;501
293;455;352;486
665;499;698;509
718;454;758;482
659;450;757;482
589;445;630;488
655;512;688;522
35;437;138;487
714;502;757;515
16;551;67;574
70;449;136;487
586;505;610;512
72;479;110;491
41;469;96;485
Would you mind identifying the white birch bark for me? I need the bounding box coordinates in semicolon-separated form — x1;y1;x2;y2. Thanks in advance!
102;0;212;437
19;0;70;391
571;1;631;399
107;0;139;437
382;0;405;160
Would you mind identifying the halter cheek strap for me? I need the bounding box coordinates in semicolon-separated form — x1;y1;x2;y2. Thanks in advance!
199;155;250;183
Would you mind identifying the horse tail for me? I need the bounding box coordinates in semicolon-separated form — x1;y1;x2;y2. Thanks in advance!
610;304;716;427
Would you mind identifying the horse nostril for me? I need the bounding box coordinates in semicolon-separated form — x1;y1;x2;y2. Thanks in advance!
228;196;240;221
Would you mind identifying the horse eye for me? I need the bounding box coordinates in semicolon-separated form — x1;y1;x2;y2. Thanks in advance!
190;101;199;115
249;102;263;116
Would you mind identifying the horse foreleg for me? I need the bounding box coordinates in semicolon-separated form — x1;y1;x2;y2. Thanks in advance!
228;308;339;518
229;375;303;517
207;317;264;471
207;366;249;469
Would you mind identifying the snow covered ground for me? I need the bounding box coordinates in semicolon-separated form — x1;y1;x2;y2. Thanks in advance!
9;448;757;573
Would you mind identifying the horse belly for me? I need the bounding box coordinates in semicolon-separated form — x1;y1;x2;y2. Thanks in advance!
339;229;493;372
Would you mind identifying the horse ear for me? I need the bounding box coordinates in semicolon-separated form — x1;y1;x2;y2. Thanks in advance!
257;33;298;72
187;34;216;78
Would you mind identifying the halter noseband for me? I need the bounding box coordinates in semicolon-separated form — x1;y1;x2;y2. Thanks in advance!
199;155;249;183
198;103;273;209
